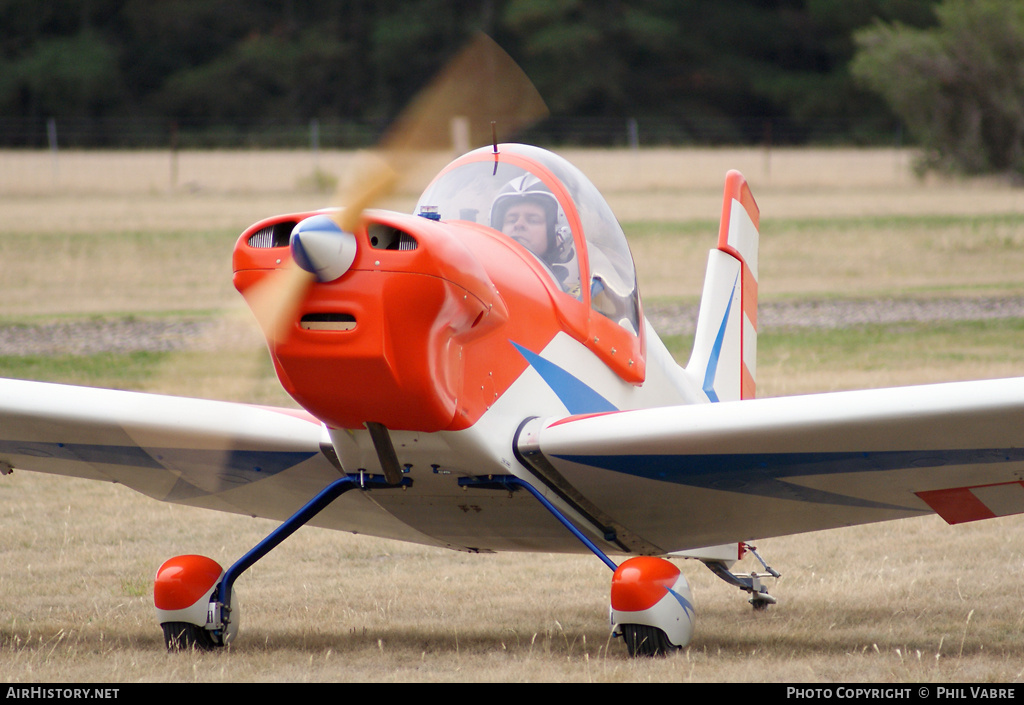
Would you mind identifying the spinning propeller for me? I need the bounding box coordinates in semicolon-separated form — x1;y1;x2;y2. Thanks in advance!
248;33;548;342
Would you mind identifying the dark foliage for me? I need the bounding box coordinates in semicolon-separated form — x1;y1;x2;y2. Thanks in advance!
0;0;944;147
852;0;1024;177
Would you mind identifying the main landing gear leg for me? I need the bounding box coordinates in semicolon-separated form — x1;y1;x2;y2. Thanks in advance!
154;473;410;651
459;475;694;657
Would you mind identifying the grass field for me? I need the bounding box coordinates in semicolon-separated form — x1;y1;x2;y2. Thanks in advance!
2;148;1024;682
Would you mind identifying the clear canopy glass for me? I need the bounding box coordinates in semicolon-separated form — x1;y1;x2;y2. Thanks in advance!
415;144;640;334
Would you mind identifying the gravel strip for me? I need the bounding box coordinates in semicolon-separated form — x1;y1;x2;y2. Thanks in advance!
646;296;1024;337
2;296;1024;356
0;317;258;357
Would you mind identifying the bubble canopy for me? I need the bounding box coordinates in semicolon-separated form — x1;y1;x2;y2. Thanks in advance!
415;144;641;336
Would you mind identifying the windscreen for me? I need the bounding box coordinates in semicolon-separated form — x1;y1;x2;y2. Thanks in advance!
415;145;640;333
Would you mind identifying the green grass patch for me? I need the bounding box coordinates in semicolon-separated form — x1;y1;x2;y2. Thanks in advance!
7;318;1019;394
624;212;1024;239
758;212;1024;237
0;352;168;389
757;317;1024;366
660;317;1024;396
0;347;290;405
624;212;1024;302
622;220;718;238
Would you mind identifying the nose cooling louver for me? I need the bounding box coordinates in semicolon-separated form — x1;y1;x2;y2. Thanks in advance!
289;215;358;283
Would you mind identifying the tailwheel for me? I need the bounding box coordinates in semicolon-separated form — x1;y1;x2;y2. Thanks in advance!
161;621;218;651
703;542;780;612
621;624;678;657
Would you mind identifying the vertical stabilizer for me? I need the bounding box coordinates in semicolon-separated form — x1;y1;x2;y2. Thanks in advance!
686;171;759;402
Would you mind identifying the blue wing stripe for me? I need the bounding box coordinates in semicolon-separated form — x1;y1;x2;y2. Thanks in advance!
552;448;1024;510
0;439;316;483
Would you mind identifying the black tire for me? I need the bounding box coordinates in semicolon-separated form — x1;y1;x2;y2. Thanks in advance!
161;622;218;652
621;624;677;657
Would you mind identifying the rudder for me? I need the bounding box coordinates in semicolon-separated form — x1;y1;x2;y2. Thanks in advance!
685;171;759;402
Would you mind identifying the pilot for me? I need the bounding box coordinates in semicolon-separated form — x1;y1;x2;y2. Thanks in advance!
490;175;580;298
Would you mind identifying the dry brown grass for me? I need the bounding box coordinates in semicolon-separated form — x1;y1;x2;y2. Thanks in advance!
5;471;1023;682
6;148;1024;308
6;146;1024;230
3;148;1024;682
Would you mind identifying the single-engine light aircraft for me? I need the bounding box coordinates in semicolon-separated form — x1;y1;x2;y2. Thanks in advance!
6;37;1024;658
6;141;1024;657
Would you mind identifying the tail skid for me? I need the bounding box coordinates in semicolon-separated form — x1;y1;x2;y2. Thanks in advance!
686;171;760;402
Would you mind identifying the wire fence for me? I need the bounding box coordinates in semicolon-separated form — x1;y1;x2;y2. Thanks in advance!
0;114;914;202
0;115;906;151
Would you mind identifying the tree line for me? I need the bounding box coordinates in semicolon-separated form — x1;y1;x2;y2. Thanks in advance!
4;0;1022;178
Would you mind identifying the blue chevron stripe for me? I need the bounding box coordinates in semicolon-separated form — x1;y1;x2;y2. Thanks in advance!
512;341;618;415
702;271;739;403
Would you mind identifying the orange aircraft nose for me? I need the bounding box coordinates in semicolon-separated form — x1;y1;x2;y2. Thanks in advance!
234;210;508;432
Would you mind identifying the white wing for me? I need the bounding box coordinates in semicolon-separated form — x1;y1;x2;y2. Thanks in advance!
0;377;442;545
528;377;1024;553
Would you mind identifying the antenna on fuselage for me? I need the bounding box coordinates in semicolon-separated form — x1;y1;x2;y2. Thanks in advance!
491;121;500;175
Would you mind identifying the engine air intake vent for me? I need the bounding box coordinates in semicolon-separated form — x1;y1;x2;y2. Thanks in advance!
247;220;298;248
300;313;356;331
368;223;417;251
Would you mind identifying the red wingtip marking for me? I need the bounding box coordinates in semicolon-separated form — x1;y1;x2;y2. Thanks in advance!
916;487;997;525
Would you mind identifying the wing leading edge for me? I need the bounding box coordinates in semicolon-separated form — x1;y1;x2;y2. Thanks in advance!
0;377;442;544
529;377;1024;553
0;377;331;505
